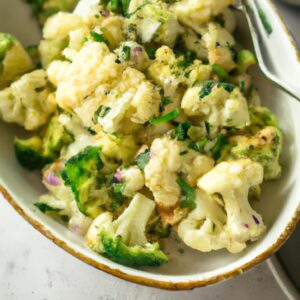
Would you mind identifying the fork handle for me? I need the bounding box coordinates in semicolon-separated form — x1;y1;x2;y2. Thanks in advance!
242;0;300;102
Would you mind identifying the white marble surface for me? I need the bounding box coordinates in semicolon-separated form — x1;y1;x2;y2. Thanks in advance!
0;2;299;300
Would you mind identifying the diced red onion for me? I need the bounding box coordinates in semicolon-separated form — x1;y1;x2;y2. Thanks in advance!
100;10;110;17
131;47;143;62
113;168;122;183
243;223;249;228
47;172;61;186
252;215;260;225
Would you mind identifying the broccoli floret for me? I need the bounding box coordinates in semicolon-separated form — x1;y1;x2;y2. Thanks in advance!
236;50;256;74
223;126;282;180
0;33;34;88
14;136;52;170
61;146;105;218
14;114;74;170
86;193;168;267
26;0;79;25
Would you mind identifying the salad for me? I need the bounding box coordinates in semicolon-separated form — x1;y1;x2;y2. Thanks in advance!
0;0;282;268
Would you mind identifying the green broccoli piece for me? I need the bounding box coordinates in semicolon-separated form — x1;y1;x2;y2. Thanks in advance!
150;219;171;238
87;193;168;267
14;114;74;170
14;136;52;170
236;50;257;74
246;105;279;134
61;146;105;217
0;33;34;89
223;126;282;180
26;0;79;25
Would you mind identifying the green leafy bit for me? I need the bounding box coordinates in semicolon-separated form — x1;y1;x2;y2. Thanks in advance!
61;146;104;217
211;135;228;160
109;182;125;211
145;45;158;60
134;149;150;170
90;31;109;46
121;45;131;60
212;64;228;81
199;81;235;99
177;177;196;209
171;121;191;141
93;105;111;123
34;202;61;213
159;95;173;113
188;137;208;153
258;8;273;35
150;109;180;125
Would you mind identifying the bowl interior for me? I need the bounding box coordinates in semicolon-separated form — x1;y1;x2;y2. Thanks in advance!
0;0;299;285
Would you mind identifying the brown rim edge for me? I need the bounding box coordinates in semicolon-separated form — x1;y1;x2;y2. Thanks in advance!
1;184;299;290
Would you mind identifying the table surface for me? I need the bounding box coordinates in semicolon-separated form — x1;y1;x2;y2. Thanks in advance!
0;2;299;300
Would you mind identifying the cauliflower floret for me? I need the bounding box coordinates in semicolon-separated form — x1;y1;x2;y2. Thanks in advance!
182;29;208;61
181;150;215;186
86;193;168;267
178;188;246;253
147;46;211;102
198;159;266;246
96;68;160;133
128;0;183;47
224;126;282;180
0;33;34;89
48;42;123;110
43;12;85;40
101;16;125;49
182;84;250;130
144;137;182;208
0;70;56;130
114;41;150;71
118;166;145;197
172;0;234;33
74;0;103;26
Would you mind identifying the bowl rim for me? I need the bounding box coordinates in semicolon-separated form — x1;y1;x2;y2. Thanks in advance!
1;0;300;290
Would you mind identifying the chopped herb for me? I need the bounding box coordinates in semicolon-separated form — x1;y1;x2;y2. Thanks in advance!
121;0;131;15
258;8;273;35
121;45;131;60
171;121;191;141
93;106;111;124
34;203;61;213
212;64;229;81
159;96;173;113
210;135;228;160
199;80;215;99
177;177;196;209
240;80;246;95
109;182;124;211
179;150;188;156
90;31;109;46
175;50;196;69
199;81;235;99
150;220;171;238
217;82;235;92
205;122;211;135
134;149;150;170
107;0;119;13
82;36;88;43
94;14;100;19
125;1;148;18
86;127;97;135
188;137;208;153
145;45;158;59
150;109;180;125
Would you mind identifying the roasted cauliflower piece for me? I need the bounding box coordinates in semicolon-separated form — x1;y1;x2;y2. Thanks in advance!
198;159;266;247
86;193;168;267
0;70;56;130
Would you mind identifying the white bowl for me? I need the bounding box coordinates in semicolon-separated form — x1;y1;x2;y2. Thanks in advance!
0;0;299;290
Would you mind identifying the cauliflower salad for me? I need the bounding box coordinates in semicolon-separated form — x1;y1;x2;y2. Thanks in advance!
0;0;282;267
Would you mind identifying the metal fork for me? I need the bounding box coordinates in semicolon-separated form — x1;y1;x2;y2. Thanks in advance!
233;0;300;102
